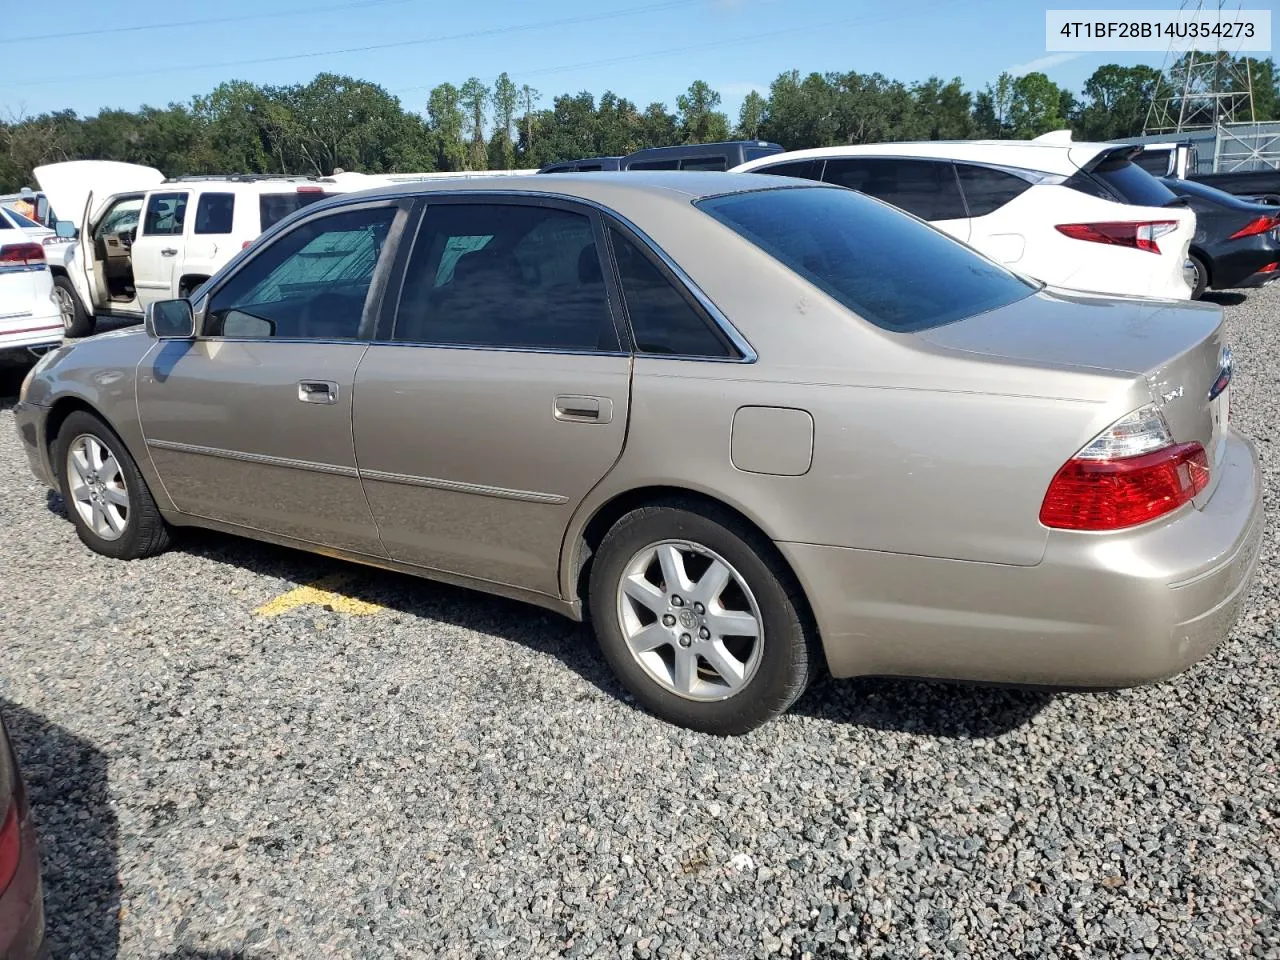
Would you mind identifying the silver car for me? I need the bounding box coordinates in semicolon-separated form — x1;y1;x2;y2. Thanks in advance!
14;173;1264;734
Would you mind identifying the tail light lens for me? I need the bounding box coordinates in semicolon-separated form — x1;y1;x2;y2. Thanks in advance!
1257;262;1279;274
1040;405;1210;531
1055;220;1180;254
0;242;46;266
1227;215;1280;240
296;186;324;194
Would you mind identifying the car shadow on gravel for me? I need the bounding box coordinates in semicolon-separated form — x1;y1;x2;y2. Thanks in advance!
1203;291;1248;306
1;700;121;959
145;528;1050;738
791;675;1052;738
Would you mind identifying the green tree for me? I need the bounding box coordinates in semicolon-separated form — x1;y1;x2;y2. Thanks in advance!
458;77;489;170
1008;72;1068;138
973;71;1015;137
736;91;767;140
676;81;729;144
912;76;973;140
427;82;467;171
637;102;678;147
489;72;519;169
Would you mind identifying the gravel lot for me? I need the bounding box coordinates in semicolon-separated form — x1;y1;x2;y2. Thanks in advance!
1;287;1278;960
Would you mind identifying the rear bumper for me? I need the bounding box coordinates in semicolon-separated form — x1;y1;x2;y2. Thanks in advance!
1205;240;1280;289
12;403;54;490
781;430;1264;686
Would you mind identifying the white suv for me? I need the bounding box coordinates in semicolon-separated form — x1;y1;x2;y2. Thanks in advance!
731;132;1197;301
34;161;346;336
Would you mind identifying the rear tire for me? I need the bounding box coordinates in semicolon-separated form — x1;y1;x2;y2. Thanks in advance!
53;275;95;338
53;411;172;560
587;501;817;735
1188;254;1209;300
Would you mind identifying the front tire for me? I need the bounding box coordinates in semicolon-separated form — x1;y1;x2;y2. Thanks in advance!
54;411;172;560
588;501;817;735
53;275;95;338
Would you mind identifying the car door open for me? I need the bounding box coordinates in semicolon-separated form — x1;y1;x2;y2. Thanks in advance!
136;200;407;555
352;197;632;597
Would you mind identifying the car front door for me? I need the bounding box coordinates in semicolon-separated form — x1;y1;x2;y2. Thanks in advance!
131;190;190;309
822;157;971;242
352;196;631;597
136;199;409;556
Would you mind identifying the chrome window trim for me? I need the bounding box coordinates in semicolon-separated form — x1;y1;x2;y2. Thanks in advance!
339;188;758;364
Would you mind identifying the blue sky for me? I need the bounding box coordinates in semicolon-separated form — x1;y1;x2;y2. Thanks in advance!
0;0;1216;125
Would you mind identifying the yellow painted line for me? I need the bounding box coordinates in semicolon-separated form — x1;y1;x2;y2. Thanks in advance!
254;574;384;617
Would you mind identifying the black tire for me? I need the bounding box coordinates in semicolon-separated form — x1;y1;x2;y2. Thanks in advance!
1188;254;1209;300
53;275;95;338
587;501;818;735
53;410;172;560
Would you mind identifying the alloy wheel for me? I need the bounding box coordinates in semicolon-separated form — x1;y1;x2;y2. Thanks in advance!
66;434;129;541
616;539;765;701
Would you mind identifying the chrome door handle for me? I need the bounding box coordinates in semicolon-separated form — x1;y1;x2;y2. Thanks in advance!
161;247;178;256
554;395;612;423
298;380;338;404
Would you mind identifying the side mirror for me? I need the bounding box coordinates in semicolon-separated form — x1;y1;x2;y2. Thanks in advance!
54;220;77;239
145;299;195;340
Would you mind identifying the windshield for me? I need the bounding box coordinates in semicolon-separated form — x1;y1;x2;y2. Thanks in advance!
696;186;1037;332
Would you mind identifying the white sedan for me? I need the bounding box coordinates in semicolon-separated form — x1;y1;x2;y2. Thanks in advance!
0;225;62;358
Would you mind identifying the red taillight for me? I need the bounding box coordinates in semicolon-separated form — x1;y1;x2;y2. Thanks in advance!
1227;215;1280;240
1040;441;1209;531
0;803;20;895
296;185;324;194
242;240;253;249
1054;220;1180;254
1258;262;1279;274
0;242;45;265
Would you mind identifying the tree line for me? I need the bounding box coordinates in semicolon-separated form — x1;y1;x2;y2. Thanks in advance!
1;56;1276;192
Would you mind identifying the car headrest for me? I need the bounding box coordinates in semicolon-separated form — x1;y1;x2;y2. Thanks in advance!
578;245;602;284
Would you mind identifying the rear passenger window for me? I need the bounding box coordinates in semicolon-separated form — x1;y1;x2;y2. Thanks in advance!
609;225;735;358
823;158;967;222
955;165;1031;217
628;159;679;171
194;192;235;234
753;159;824;181
142;192;188;236
679;157;726;171
394;203;617;352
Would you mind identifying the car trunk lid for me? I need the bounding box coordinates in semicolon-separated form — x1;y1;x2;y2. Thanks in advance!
917;290;1232;503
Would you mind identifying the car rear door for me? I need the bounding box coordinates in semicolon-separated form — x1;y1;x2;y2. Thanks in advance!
131;190;190;308
351;195;631;597
822;157;971;242
953;162;1037;267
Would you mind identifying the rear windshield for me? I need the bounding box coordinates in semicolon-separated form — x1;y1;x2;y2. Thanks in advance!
2;205;42;229
259;191;333;231
697;186;1036;332
1087;157;1179;207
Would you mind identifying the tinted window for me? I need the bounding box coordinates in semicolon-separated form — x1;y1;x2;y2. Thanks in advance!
1135;149;1172;176
205;206;395;339
259;190;332;231
628;159;679;171
698;187;1035;332
2;205;42;229
680;157;727;171
744;146;782;162
955;164;1032;217
1077;157;1179;206
753;159;824;181
142;192;188;236
609;225;733;358
823;158;967;221
394;203;616;351
194;192;235;234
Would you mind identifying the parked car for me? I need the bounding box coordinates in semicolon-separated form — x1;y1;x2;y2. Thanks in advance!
539;141;783;174
1158;176;1280;298
0;713;46;959
732;134;1197;300
15;173;1262;734
1130;140;1280;199
0;222;62;360
0;207;53;243
33;161;346;338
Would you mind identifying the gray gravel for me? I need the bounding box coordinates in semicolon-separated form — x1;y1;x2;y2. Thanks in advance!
1;286;1279;959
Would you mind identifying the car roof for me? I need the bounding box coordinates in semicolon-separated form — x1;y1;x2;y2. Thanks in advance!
733;138;1122;177
327;170;831;205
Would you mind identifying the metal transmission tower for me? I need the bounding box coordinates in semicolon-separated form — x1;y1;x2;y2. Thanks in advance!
1144;0;1256;134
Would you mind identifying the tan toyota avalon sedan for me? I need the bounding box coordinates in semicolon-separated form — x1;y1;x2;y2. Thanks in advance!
14;173;1264;734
